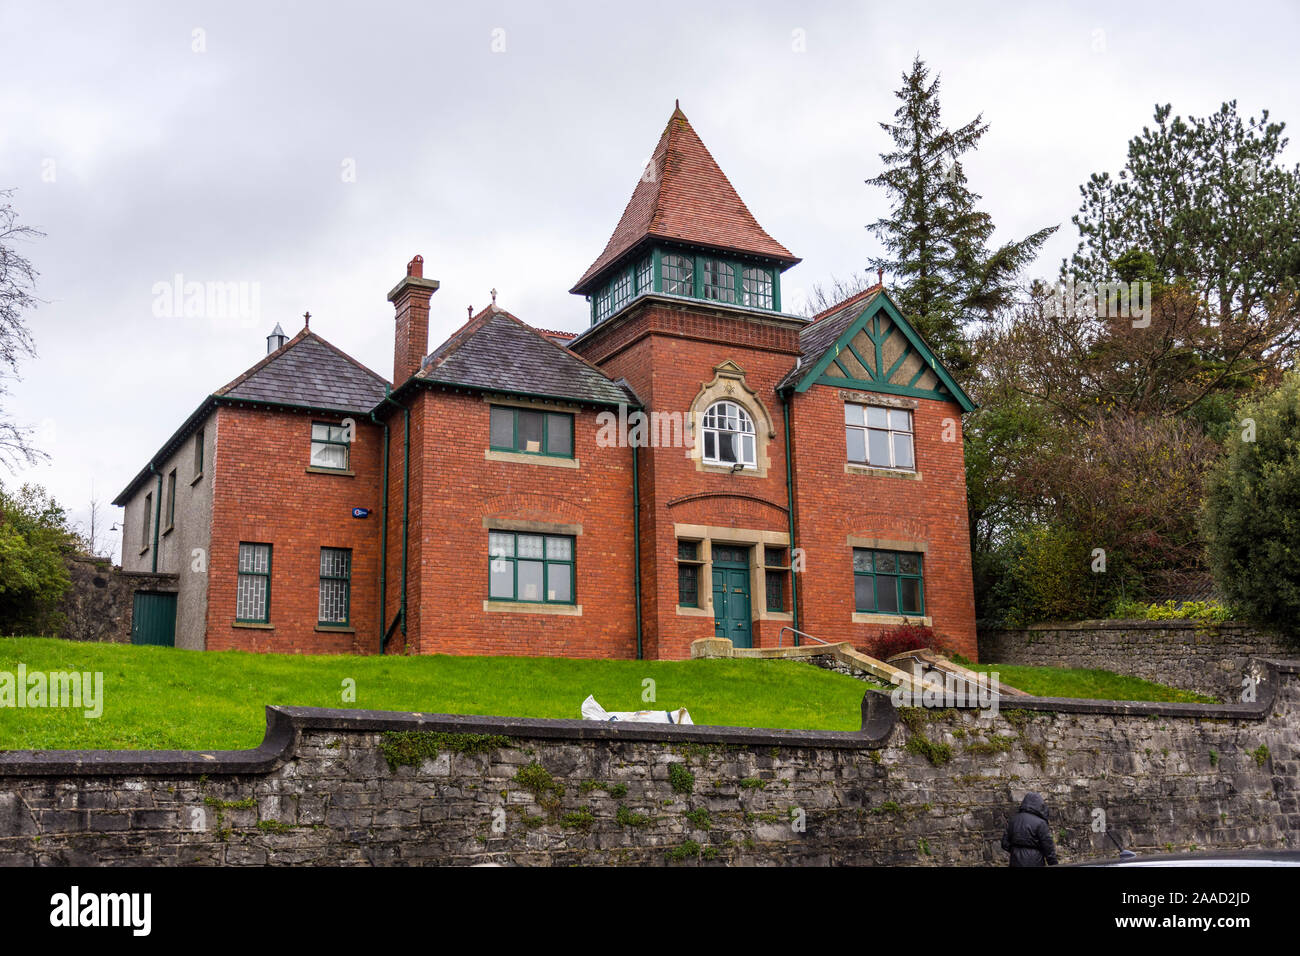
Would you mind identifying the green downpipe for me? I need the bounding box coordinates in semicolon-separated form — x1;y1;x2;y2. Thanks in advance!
632;441;643;660
380;391;410;653
368;409;390;655
782;395;799;639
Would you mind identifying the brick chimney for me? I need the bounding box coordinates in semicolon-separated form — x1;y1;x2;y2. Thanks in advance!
387;255;440;384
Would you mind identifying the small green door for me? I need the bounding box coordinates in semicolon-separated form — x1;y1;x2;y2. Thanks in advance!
711;546;752;648
132;592;177;647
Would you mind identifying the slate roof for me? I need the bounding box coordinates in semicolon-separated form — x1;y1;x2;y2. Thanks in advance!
416;306;633;407
215;329;389;413
572;105;799;295
114;328;389;504
777;285;883;391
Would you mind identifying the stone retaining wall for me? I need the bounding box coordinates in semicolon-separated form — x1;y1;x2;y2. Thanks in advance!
58;556;178;644
1;659;1297;866
979;621;1296;700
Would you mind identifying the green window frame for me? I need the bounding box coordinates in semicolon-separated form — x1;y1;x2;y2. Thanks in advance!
489;405;574;458
742;267;774;309
165;469;177;530
764;546;788;612
700;257;737;303
318;547;351;626
194;427;205;480
853;548;924;616
661;253;694;296
677;540;702;607
236;542;272;623
141;492;152;549
310;421;351;471
488;531;576;604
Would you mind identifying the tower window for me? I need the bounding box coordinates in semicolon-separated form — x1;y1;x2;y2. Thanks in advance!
661;254;693;296
742;267;774;309
609;269;632;313
701;400;756;468
635;256;653;295
701;258;736;303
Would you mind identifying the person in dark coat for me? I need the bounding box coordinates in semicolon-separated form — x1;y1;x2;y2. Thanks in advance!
1001;792;1059;867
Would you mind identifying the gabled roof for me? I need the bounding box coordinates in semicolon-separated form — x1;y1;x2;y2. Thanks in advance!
571;105;799;295
415;306;634;407
113;328;389;505
216;329;389;413
779;288;976;412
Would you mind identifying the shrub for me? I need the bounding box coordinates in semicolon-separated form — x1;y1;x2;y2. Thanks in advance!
0;482;75;635
871;624;933;660
1203;375;1300;637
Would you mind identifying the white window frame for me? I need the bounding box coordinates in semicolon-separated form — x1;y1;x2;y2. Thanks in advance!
845;404;915;471
701;400;757;469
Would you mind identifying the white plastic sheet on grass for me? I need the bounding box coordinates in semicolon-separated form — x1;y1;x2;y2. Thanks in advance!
581;694;693;724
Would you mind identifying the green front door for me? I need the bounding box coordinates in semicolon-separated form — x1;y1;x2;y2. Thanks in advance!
131;592;177;647
711;546;752;648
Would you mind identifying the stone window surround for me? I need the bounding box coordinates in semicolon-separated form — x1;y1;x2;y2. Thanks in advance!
481;394;581;469
673;523;792;623
686;362;776;479
840;389;921;479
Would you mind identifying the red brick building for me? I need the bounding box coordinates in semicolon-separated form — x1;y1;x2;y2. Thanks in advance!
114;106;978;660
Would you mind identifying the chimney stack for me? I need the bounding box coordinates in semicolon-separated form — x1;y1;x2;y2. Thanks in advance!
387;255;440;384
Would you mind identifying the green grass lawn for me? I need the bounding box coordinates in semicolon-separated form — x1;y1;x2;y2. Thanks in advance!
0;638;1215;751
0;637;871;750
956;660;1217;704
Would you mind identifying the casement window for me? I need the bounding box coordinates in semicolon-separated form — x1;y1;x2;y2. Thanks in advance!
489;405;574;458
661;254;693;296
310;422;351;471
764;546;789;612
701;400;756;468
165;469;177;530
677;540;702;607
610;270;632;313
489;532;575;604
318;547;351;626
845;404;915;470
853;548;923;616
741;267;774;310
236;542;272;623
194;428;204;480
141;493;152;549
701;258;736;303
595;285;614;323
635;256;653;295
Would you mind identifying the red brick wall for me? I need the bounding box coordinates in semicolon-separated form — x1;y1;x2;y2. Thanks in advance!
578;301;803;660
788;385;978;660
394;387;638;658
207;405;383;654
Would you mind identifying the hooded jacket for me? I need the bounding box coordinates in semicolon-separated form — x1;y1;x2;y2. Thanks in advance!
1001;792;1059;867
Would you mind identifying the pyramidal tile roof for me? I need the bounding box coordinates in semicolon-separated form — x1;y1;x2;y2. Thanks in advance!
416;306;633;407
572;105;799;294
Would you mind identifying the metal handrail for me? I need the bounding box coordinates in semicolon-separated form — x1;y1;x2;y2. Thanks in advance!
777;625;834;648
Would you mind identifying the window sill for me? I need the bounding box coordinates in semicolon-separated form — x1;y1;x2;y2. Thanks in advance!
758;611;793;622
675;605;712;617
851;613;931;626
306;466;355;476
700;463;757;476
484;449;579;469
232;621;274;630
162;525;174;537
845;464;921;480
190;473;204;486
139;546;150;556
315;624;354;633
483;600;582;616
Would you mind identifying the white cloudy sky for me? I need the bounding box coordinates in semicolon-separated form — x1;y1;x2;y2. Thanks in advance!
1;0;1297;560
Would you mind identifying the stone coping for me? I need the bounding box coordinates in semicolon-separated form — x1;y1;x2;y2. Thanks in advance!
0;659;1295;778
984;619;1291;634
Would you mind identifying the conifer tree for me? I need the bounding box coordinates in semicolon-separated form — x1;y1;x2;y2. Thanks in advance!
867;57;1055;371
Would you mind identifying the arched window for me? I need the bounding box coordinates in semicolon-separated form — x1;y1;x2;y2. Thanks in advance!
701;400;756;468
